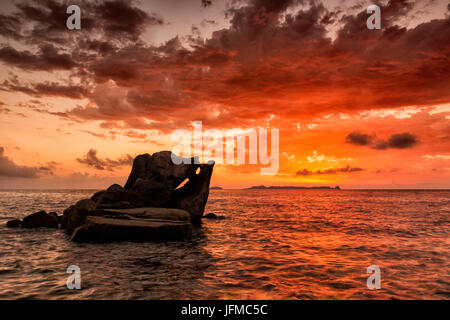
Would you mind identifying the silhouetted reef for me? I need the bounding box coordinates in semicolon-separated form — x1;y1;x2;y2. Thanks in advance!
246;185;341;190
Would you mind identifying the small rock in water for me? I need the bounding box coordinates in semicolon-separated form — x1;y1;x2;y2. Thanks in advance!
204;213;225;220
22;211;57;229
6;219;22;228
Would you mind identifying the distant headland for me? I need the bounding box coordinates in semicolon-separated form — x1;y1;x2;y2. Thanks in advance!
245;185;341;190
210;186;223;190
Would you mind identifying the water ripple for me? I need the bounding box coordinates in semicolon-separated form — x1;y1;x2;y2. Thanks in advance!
0;189;449;299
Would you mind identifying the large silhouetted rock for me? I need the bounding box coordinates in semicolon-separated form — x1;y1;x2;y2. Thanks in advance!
61;151;214;242
124;151;194;190
130;178;173;207
169;163;214;224
91;151;214;223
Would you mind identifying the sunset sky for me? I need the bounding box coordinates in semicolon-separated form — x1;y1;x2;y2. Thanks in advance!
0;0;449;189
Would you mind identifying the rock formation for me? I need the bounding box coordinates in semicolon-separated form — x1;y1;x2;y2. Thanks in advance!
61;151;214;242
70;209;193;243
7;151;214;242
204;213;226;220
63;199;97;235
6;219;21;228
87;151;214;223
22;210;58;228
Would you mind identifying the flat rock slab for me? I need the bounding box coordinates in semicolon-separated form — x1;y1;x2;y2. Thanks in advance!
93;207;191;222
71;216;192;243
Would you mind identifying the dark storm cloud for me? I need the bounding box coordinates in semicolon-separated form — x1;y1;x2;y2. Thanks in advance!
95;0;163;40
1;80;88;99
0;147;53;178
296;165;364;176
0;0;448;131
0;0;164;80
0;14;23;40
346;131;419;149
374;132;419;149
346;132;373;146
2;0;163;43
0;45;76;71
76;149;133;171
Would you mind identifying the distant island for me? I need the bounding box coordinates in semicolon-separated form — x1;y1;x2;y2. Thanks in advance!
210;186;223;190
245;185;341;190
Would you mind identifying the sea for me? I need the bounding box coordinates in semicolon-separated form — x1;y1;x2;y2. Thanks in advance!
0;189;448;299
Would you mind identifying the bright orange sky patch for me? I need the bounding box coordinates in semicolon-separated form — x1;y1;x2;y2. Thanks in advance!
0;0;449;189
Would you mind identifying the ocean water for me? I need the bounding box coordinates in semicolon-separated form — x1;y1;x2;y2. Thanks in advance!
0;189;448;300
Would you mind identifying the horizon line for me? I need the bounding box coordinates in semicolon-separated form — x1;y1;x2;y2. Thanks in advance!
0;188;449;191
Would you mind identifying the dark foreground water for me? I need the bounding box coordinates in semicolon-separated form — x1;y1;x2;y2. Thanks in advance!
0;189;449;299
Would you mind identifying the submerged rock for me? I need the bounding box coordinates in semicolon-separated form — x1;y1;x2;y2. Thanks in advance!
6;219;21;228
204;213;226;220
22;211;57;228
70;216;193;243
